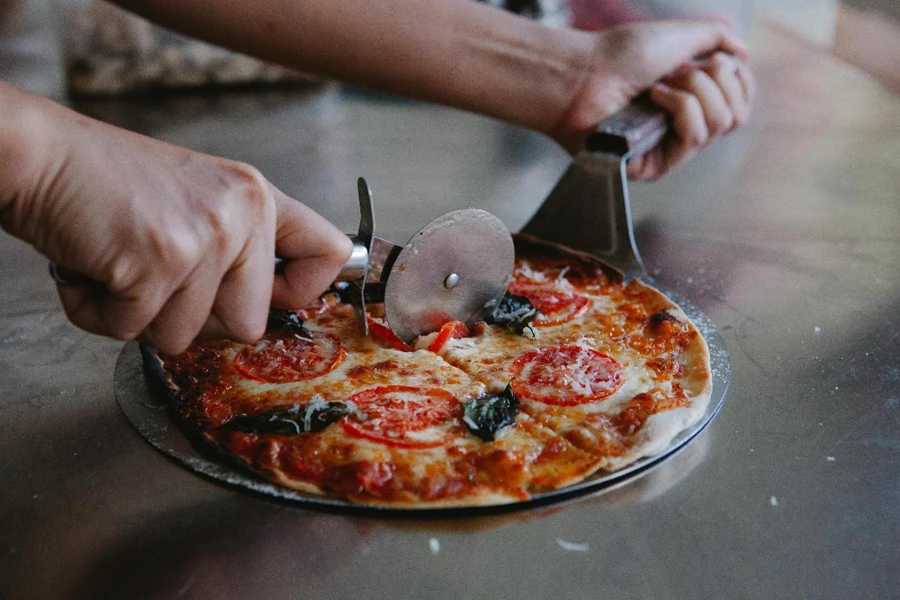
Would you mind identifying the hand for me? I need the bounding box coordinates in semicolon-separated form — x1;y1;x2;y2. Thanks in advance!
553;20;755;180
0;86;352;354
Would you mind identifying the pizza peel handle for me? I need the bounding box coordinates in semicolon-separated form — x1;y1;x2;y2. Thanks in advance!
587;99;668;159
520;98;669;279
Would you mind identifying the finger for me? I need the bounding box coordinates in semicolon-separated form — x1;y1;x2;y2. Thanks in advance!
57;272;177;343
735;59;756;110
56;284;111;337
629;83;708;181
666;68;734;138
138;263;222;354
703;53;750;131
203;231;275;344
270;187;353;310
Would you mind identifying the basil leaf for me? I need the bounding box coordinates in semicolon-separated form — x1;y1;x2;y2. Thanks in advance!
221;400;352;435
266;309;312;340
486;293;538;335
462;384;519;441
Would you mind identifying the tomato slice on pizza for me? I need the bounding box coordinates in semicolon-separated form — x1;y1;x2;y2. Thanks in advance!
427;321;470;353
341;385;463;448
510;344;624;405
366;316;412;351
233;332;345;383
508;283;590;327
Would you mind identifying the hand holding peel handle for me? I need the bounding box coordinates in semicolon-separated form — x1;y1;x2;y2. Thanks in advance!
0;0;754;352
552;20;755;180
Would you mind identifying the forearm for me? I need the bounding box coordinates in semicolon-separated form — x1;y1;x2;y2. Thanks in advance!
0;80;51;239
113;0;596;136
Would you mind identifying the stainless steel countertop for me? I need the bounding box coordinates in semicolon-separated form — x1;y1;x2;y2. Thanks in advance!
2;13;899;600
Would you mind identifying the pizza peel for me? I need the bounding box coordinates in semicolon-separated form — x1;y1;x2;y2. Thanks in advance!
521;98;666;278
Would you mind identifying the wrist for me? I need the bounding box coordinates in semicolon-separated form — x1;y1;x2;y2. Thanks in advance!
460;16;599;143
0;81;63;240
546;29;638;154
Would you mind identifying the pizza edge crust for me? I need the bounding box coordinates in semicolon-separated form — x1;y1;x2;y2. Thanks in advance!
140;344;345;500
506;236;714;475
140;344;540;506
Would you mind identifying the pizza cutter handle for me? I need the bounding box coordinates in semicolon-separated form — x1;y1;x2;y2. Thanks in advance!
274;178;374;284
586;96;668;159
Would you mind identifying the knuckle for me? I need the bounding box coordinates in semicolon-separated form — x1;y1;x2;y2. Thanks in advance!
209;160;275;250
686;70;707;90
709;52;733;69
149;231;201;279
668;88;693;112
709;112;734;137
104;258;139;294
225;161;272;214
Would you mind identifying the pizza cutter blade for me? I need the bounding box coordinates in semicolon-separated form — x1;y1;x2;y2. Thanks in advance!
383;209;515;342
521;98;668;280
328;180;513;342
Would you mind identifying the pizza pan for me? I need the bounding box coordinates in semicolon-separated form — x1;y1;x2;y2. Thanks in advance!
114;279;730;516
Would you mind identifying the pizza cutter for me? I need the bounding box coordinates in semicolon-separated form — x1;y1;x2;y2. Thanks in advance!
334;178;515;342
521;97;668;280
50;177;515;343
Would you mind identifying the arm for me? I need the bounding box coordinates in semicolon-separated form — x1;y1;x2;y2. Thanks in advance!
112;0;753;178
115;0;590;138
0;79;352;354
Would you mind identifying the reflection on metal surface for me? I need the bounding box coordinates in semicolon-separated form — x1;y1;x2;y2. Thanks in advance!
114;278;729;516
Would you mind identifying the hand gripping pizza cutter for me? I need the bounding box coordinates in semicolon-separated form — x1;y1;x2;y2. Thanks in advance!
51;177;515;344
334;178;515;342
521;98;668;279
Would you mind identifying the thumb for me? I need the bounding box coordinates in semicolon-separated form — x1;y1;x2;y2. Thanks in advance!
269;186;353;310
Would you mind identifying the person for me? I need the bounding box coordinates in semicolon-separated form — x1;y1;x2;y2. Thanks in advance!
0;1;753;355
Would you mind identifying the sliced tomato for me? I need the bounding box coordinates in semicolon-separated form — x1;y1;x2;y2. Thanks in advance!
510;344;624;406
341;385;463;448
366;316;412;351
427;320;470;353
508;283;590;327
234;332;345;383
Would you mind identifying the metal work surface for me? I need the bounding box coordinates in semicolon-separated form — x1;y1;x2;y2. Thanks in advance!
2;16;900;600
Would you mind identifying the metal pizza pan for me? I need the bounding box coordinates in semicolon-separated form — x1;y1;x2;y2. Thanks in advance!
114;278;729;517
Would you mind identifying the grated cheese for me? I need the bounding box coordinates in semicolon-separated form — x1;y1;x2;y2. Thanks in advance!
515;261;549;282
303;395;329;431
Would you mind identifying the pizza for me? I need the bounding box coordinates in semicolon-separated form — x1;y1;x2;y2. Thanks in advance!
144;235;712;507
